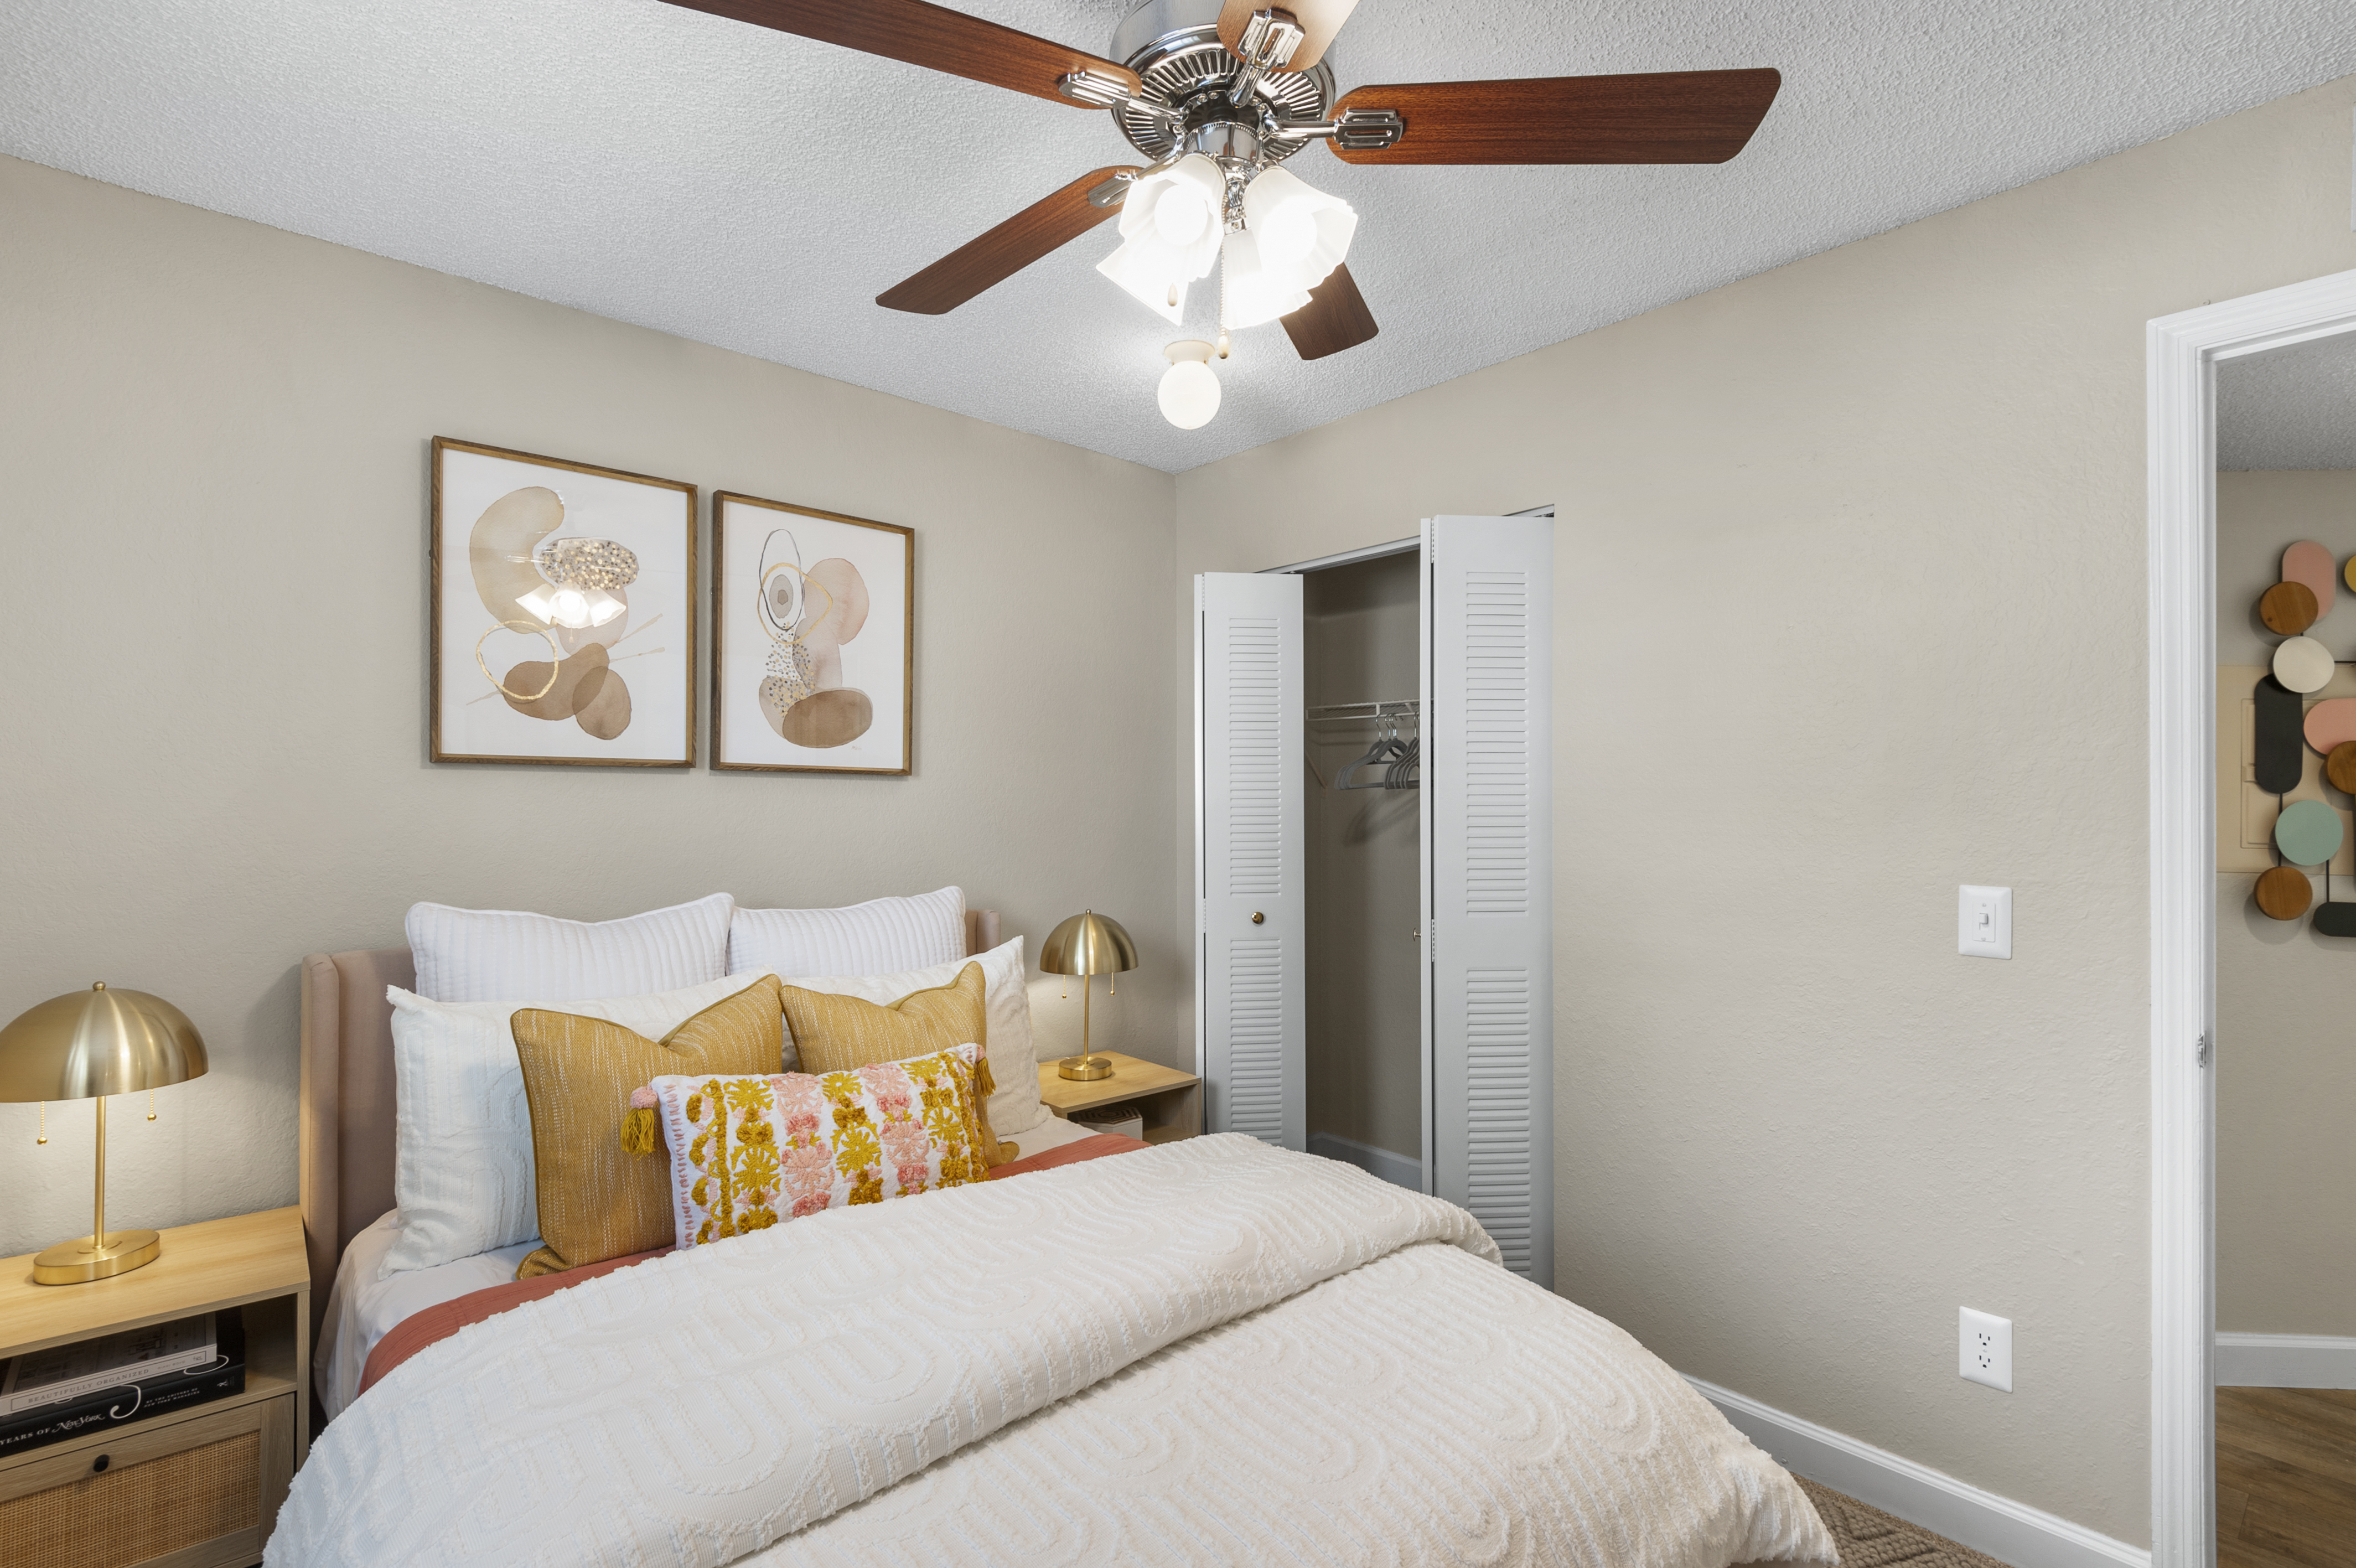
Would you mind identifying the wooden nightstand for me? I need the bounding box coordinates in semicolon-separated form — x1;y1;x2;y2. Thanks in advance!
1037;1052;1202;1144
0;1206;310;1568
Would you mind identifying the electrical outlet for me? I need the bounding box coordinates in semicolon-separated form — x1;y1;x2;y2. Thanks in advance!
1960;1307;2012;1393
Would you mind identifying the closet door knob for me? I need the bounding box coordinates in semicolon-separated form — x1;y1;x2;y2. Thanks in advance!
1250;912;1265;924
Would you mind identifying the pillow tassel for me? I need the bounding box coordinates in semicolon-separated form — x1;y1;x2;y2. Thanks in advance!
974;1055;996;1100
620;1086;660;1156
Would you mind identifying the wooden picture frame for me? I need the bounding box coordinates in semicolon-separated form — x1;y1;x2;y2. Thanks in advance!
711;492;912;775
429;437;696;767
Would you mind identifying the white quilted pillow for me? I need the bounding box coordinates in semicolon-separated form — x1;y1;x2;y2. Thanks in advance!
781;937;1047;1136
405;894;734;1003
728;887;965;978
379;971;776;1278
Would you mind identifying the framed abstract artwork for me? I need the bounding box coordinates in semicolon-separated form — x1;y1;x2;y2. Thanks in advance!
711;492;912;774
430;437;696;766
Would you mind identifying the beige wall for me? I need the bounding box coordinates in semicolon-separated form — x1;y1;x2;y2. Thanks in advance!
0;153;1179;1260
1303;552;1421;1161
1176;72;2356;1546
2215;470;2356;1336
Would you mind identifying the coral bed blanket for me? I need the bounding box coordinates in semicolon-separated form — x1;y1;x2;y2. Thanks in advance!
268;1136;1832;1568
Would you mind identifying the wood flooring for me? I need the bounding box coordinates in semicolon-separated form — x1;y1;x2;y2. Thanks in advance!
2219;1386;2356;1568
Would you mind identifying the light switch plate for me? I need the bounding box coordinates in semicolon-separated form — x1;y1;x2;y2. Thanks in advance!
1958;885;2012;959
1960;1307;2013;1392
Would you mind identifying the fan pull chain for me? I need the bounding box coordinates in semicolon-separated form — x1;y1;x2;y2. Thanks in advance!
37;1101;46;1145
148;1086;157;1122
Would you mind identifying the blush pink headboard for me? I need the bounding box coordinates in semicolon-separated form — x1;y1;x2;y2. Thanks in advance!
296;907;1002;1342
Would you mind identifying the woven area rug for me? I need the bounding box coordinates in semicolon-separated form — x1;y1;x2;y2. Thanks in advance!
1736;1478;2013;1568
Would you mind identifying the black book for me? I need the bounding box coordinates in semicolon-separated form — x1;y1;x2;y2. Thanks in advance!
0;1308;246;1458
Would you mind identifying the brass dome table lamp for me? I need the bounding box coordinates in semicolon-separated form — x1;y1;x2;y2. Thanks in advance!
1;982;208;1285
1040;910;1137;1082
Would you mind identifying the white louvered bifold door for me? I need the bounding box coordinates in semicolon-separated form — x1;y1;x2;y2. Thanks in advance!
1195;572;1305;1148
1423;516;1554;1286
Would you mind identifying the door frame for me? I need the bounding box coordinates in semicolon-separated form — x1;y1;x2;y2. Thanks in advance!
2146;265;2356;1567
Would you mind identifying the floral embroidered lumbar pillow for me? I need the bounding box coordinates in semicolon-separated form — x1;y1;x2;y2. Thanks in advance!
649;1044;990;1247
778;961;1014;1166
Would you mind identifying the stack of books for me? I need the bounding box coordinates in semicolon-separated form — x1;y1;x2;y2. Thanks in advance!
0;1308;245;1457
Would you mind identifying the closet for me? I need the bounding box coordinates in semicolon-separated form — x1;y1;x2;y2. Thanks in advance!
1194;514;1555;1286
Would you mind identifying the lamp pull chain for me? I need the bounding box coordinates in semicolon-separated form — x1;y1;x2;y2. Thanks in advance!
148;1087;157;1122
36;1101;45;1145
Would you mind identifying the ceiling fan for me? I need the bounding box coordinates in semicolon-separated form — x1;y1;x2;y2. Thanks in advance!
662;0;1781;429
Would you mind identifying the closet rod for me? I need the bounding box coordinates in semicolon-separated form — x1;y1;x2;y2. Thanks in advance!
1308;699;1419;725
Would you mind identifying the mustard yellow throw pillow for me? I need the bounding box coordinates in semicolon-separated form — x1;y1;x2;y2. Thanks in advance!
779;962;1013;1166
650;1044;990;1245
510;974;785;1277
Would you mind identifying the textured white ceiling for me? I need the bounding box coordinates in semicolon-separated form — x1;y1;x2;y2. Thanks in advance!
2222;331;2356;469
7;1;2356;472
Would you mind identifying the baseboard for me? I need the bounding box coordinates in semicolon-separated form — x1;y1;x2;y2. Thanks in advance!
1306;1131;1420;1190
2216;1331;2356;1388
1685;1376;2150;1568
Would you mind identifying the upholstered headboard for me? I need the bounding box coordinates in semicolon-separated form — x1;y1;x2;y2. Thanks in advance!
296;907;1002;1338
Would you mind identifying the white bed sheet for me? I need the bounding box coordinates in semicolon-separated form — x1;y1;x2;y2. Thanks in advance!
314;1212;536;1422
1002;1110;1100;1158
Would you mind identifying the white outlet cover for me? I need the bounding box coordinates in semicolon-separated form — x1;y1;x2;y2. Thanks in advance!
1958;885;2012;959
1960;1306;2013;1393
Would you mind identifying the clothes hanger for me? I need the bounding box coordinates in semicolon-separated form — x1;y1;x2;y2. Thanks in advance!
1335;711;1402;791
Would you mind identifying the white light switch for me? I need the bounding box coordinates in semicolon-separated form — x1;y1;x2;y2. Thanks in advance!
1958;886;2011;959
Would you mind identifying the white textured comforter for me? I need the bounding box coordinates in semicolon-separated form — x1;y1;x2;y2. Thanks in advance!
269;1137;1832;1568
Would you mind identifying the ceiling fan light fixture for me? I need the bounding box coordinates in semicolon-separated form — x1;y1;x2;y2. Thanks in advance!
1218;229;1312;330
1097;240;1189;324
1241;164;1356;286
1158;339;1221;430
1111;153;1225;283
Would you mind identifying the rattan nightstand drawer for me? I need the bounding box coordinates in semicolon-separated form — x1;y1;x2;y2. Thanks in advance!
0;1391;294;1568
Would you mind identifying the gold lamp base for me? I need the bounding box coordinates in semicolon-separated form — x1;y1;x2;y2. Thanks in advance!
32;1230;160;1286
1058;1054;1115;1082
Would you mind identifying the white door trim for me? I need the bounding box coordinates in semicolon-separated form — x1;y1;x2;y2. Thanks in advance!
2146;265;2356;1568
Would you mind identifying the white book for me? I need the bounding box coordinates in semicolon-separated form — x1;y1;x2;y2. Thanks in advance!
1;1313;216;1414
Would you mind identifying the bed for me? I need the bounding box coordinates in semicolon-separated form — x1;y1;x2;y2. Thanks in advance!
281;906;1832;1568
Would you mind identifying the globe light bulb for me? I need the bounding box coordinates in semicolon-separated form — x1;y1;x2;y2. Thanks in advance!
1158;360;1221;429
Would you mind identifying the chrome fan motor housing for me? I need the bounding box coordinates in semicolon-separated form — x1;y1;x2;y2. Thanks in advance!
1109;0;1335;166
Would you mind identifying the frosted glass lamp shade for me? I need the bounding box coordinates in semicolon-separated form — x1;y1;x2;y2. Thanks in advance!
1219;230;1313;331
1241;165;1356;292
1157;341;1221;429
1097;241;1189;324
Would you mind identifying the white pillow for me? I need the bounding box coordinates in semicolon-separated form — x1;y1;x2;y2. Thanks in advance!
379;971;775;1278
729;887;965;979
405;894;734;1003
780;937;1047;1136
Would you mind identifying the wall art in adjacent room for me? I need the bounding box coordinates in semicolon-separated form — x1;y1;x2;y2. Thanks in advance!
430;438;696;767
711;492;911;775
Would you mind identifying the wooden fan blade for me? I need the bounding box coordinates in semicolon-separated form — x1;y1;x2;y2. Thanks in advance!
878;165;1141;314
1216;0;1357;74
1330;69;1781;164
662;0;1140;107
1280;265;1378;360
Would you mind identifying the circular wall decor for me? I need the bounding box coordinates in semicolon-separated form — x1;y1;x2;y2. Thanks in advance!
2328;742;2356;795
2260;580;2320;635
2274;635;2336;694
2256;864;2314;920
2305;698;2356;757
2276;798;2347;867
